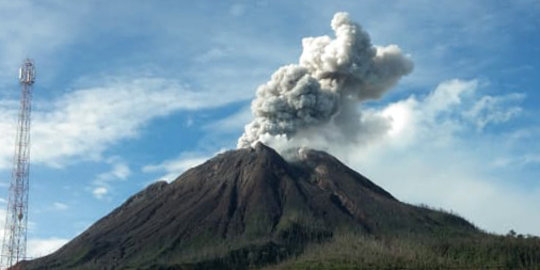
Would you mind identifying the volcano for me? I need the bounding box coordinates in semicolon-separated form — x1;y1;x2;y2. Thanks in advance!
21;143;539;270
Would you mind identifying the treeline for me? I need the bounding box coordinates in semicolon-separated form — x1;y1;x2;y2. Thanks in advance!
262;232;540;270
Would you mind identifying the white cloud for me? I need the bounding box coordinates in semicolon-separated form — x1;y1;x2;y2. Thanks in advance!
0;100;19;169
0;209;6;245
52;202;69;211
0;76;244;170
27;237;69;259
205;105;252;133
95;158;131;183
465;93;524;130
492;153;540;169
423;79;477;113
304;1;537;92
90;157;131;200
300;78;538;235
0;1;90;84
92;187;108;200
229;4;246;17
0;208;67;259
195;48;229;63
142;152;216;182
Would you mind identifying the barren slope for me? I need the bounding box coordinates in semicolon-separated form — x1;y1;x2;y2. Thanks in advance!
20;143;477;270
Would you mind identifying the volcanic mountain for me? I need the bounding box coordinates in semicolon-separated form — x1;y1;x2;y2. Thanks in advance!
21;143;524;270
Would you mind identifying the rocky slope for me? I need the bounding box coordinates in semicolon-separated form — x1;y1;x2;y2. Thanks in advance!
20;143;478;270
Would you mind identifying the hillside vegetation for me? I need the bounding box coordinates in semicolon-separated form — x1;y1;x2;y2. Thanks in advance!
262;232;540;270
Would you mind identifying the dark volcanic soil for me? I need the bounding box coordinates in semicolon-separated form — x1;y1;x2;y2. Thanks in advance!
20;143;477;270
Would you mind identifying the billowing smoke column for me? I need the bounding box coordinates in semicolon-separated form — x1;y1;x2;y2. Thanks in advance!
238;12;413;150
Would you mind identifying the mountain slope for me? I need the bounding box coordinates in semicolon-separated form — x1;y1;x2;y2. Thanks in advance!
21;143;479;270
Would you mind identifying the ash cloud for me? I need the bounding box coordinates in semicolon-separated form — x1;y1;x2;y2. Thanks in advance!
238;12;413;150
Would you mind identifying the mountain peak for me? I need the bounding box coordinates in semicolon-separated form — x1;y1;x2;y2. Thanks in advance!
253;141;274;152
21;144;477;270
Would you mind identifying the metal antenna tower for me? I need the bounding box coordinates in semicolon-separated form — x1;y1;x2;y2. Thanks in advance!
0;59;35;269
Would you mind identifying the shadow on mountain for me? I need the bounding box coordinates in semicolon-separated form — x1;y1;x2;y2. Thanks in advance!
19;143;540;270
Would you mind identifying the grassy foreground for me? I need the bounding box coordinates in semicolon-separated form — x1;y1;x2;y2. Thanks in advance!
261;232;540;270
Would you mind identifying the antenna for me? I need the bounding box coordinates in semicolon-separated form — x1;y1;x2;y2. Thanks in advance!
0;59;35;269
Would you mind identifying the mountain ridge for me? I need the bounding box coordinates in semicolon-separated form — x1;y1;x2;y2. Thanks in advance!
20;143;481;270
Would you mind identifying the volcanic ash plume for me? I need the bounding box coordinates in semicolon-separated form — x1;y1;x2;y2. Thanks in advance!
238;12;413;149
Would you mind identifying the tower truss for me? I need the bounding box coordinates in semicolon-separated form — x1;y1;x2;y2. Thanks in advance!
1;59;35;269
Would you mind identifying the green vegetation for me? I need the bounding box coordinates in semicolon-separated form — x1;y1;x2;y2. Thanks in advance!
262;232;540;270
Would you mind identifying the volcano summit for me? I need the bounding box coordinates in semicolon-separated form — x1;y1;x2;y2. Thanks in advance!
21;143;527;270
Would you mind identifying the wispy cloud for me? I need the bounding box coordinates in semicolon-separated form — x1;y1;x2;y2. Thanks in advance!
465;93;524;130
92;187;108;200
205;105;252;133
27;237;69;259
52;202;69;211
326;79;539;235
302;0;538;91
90;157;131;200
0;1;88;85
0;76;246;170
0;208;68;259
142;151;219;183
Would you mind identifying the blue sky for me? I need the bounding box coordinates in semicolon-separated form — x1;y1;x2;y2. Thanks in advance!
0;0;539;257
